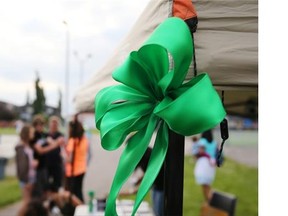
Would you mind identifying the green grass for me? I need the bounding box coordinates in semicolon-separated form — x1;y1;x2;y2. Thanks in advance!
184;156;258;216
90;128;99;135
0;176;21;207
120;156;258;216
0;127;16;135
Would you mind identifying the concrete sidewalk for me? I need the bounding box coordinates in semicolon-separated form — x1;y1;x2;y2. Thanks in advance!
82;134;124;200
0;202;21;216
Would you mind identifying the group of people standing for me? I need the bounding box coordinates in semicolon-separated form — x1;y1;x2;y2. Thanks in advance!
15;114;89;216
15;113;218;215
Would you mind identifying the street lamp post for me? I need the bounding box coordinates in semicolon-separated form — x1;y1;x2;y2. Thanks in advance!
74;51;92;86
63;20;70;135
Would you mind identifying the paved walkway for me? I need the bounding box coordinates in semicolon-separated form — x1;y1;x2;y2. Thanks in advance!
0;202;21;216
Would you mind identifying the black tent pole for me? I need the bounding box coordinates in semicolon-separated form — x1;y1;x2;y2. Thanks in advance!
163;16;197;216
164;130;185;216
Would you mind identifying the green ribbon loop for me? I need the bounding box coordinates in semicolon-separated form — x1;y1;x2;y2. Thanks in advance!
95;17;226;216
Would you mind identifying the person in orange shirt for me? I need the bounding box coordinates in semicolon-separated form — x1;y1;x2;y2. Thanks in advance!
65;118;89;202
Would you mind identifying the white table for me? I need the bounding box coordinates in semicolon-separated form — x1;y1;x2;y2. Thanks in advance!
74;200;154;216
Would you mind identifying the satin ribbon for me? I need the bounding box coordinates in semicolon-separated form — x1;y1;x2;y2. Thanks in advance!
95;17;226;216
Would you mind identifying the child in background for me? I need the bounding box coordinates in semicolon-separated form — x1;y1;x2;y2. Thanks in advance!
192;130;217;203
15;124;38;216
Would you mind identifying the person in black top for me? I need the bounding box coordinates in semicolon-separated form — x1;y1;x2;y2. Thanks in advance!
139;147;164;216
30;115;62;199
46;116;65;191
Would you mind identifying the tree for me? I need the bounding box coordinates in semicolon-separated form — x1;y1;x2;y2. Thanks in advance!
33;71;46;115
0;106;17;121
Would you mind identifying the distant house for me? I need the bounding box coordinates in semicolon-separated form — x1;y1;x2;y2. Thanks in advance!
17;103;34;122
226;115;258;130
45;105;61;118
18;103;61;122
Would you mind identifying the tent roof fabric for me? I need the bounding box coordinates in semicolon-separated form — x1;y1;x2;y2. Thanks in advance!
74;0;258;116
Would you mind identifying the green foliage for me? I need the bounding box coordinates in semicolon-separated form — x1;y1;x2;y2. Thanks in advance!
0;176;21;207
0;107;18;121
33;73;46;115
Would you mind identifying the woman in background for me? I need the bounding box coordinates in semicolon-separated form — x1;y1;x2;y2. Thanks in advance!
65;118;89;202
46;116;65;191
15;124;38;216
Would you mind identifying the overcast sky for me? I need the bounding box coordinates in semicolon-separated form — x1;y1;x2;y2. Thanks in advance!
0;0;150;115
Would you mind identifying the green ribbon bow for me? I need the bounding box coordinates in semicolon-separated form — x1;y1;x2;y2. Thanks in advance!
95;17;226;216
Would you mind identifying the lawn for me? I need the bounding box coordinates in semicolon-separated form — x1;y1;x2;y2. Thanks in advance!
0;127;16;135
0;176;21;207
184;156;258;216
120;156;258;216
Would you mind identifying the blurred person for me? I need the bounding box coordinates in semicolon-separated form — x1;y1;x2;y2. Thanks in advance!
23;199;48;216
191;135;200;157
15;119;24;134
46;115;65;191
15;124;38;216
193;129;218;202
30;114;63;199
22;186;83;216
45;185;83;216
65;118;89;202
121;147;164;216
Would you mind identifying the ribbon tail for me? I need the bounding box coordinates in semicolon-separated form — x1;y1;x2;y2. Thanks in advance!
105;115;158;216
132;121;168;215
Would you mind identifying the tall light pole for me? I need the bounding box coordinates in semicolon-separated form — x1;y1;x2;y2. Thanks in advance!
63;20;70;134
73;51;92;86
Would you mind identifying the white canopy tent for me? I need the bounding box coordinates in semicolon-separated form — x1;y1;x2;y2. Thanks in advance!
74;0;258;118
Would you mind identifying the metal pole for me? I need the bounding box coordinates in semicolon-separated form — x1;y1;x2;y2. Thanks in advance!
74;52;91;86
164;130;185;216
63;21;70;136
162;17;198;215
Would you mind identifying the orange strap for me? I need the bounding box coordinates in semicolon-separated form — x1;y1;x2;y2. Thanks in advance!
173;0;197;20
